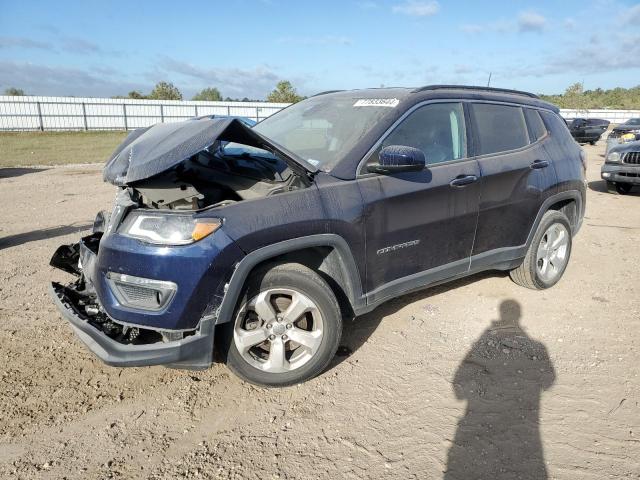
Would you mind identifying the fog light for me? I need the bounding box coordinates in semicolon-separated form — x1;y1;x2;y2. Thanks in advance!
106;272;177;311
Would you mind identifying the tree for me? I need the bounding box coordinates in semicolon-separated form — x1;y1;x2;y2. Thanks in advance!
148;81;182;100
267;80;303;103
192;87;223;101
127;90;146;99
4;87;25;96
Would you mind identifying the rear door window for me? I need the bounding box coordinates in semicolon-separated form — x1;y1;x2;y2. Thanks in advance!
524;108;547;142
470;103;529;156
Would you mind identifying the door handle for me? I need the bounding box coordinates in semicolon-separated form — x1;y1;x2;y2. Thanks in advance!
449;174;478;187
530;159;550;169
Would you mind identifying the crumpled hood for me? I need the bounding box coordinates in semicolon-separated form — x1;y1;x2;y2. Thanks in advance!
103;117;317;186
608;139;640;154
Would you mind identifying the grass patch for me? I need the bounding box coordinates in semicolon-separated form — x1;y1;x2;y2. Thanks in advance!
0;131;128;167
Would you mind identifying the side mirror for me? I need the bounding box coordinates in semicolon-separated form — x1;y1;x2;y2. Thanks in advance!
367;145;426;174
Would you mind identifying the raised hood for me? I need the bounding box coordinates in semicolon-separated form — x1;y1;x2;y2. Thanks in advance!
103;117;318;186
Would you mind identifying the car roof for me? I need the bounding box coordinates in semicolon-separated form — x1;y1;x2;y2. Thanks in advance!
316;85;559;112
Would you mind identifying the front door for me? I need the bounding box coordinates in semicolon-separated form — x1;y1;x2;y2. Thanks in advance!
357;102;481;301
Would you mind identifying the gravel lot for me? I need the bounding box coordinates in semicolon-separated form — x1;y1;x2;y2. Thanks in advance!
0;142;639;479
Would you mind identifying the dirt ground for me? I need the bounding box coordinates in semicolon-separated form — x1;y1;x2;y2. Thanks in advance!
0;142;639;479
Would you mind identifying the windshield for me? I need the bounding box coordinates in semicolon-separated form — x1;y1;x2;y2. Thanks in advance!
623;118;640;126
251;94;401;171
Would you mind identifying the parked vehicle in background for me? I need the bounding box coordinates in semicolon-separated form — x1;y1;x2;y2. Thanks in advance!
50;85;586;386
567;118;610;145
602;139;640;194
606;118;640;154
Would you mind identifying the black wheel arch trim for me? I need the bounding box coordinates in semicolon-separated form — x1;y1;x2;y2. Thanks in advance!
526;189;584;246
214;234;365;325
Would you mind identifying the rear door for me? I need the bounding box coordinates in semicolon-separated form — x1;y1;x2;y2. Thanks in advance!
469;103;557;264
357;102;481;299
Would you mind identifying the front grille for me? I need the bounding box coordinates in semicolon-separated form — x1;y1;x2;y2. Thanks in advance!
623;152;640;165
618;172;640;178
116;282;158;304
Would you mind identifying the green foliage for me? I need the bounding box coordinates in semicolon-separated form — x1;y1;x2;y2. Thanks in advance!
148;81;183;100
4;87;25;96
539;84;640;110
127;90;146;99
267;80;304;103
192;87;223;101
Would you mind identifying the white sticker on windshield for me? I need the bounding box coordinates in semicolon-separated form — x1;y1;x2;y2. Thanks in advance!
353;98;400;108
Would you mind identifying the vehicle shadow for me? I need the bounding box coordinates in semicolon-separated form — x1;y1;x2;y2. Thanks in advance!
327;270;508;370
444;300;555;479
0;223;92;250
0;167;48;179
588;179;640;196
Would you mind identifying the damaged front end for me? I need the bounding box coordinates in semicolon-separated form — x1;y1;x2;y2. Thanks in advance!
49;118;303;369
49;227;218;369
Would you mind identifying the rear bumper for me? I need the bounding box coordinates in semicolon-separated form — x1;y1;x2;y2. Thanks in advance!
49;282;215;369
601;164;640;184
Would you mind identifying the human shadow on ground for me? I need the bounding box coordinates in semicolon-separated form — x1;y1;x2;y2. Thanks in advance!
0;223;92;250
444;299;555;480
0;167;48;179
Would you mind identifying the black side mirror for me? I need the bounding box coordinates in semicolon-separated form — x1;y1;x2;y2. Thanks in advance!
367;145;426;174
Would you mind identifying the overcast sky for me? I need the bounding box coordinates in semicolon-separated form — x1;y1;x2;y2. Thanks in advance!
1;0;639;99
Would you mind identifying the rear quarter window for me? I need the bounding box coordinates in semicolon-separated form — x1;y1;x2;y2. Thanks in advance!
524;108;547;142
470;103;529;155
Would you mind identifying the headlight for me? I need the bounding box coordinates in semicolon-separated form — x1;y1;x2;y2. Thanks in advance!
119;212;221;245
607;152;621;163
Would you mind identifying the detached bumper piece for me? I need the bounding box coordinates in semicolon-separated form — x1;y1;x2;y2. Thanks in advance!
49;237;215;370
50;282;215;369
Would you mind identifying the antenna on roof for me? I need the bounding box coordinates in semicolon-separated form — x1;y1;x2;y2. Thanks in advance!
487;72;492;87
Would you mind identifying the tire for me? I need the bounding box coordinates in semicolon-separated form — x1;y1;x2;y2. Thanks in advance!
607;181;633;195
589;141;596;145
222;262;342;387
510;210;572;290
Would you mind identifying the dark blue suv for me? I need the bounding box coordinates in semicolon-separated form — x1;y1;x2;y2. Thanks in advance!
50;86;586;386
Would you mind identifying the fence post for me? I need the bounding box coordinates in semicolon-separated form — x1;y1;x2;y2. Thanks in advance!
36;101;44;131
256;106;259;122
81;102;88;131
194;105;198;117
123;104;128;130
227;105;231;116
160;104;164;123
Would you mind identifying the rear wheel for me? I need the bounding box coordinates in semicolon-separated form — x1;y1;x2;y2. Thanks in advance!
510;211;572;290
224;263;342;387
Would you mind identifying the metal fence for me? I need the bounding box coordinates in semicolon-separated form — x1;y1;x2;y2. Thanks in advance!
1;95;639;131
0;96;290;131
559;108;640;124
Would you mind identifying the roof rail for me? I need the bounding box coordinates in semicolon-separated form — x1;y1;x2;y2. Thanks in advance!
412;84;539;99
311;90;345;97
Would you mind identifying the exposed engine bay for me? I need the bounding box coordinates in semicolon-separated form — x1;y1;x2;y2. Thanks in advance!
130;145;308;210
101;117;316;211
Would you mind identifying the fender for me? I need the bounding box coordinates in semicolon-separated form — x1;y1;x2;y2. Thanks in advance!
525;189;584;246
213;234;365;324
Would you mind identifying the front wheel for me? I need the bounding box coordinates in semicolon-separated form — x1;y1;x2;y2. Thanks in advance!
607;181;633;195
223;263;342;387
510;210;572;290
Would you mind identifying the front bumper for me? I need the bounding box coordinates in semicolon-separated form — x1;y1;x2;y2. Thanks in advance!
49;282;215;369
601;163;640;184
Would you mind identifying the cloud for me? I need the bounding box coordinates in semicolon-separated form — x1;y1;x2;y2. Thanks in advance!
0;36;53;51
622;4;640;24
276;35;352;46
60;36;101;54
0;60;146;97
392;1;440;17
156;56;284;98
460;11;545;34
517;11;546;32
